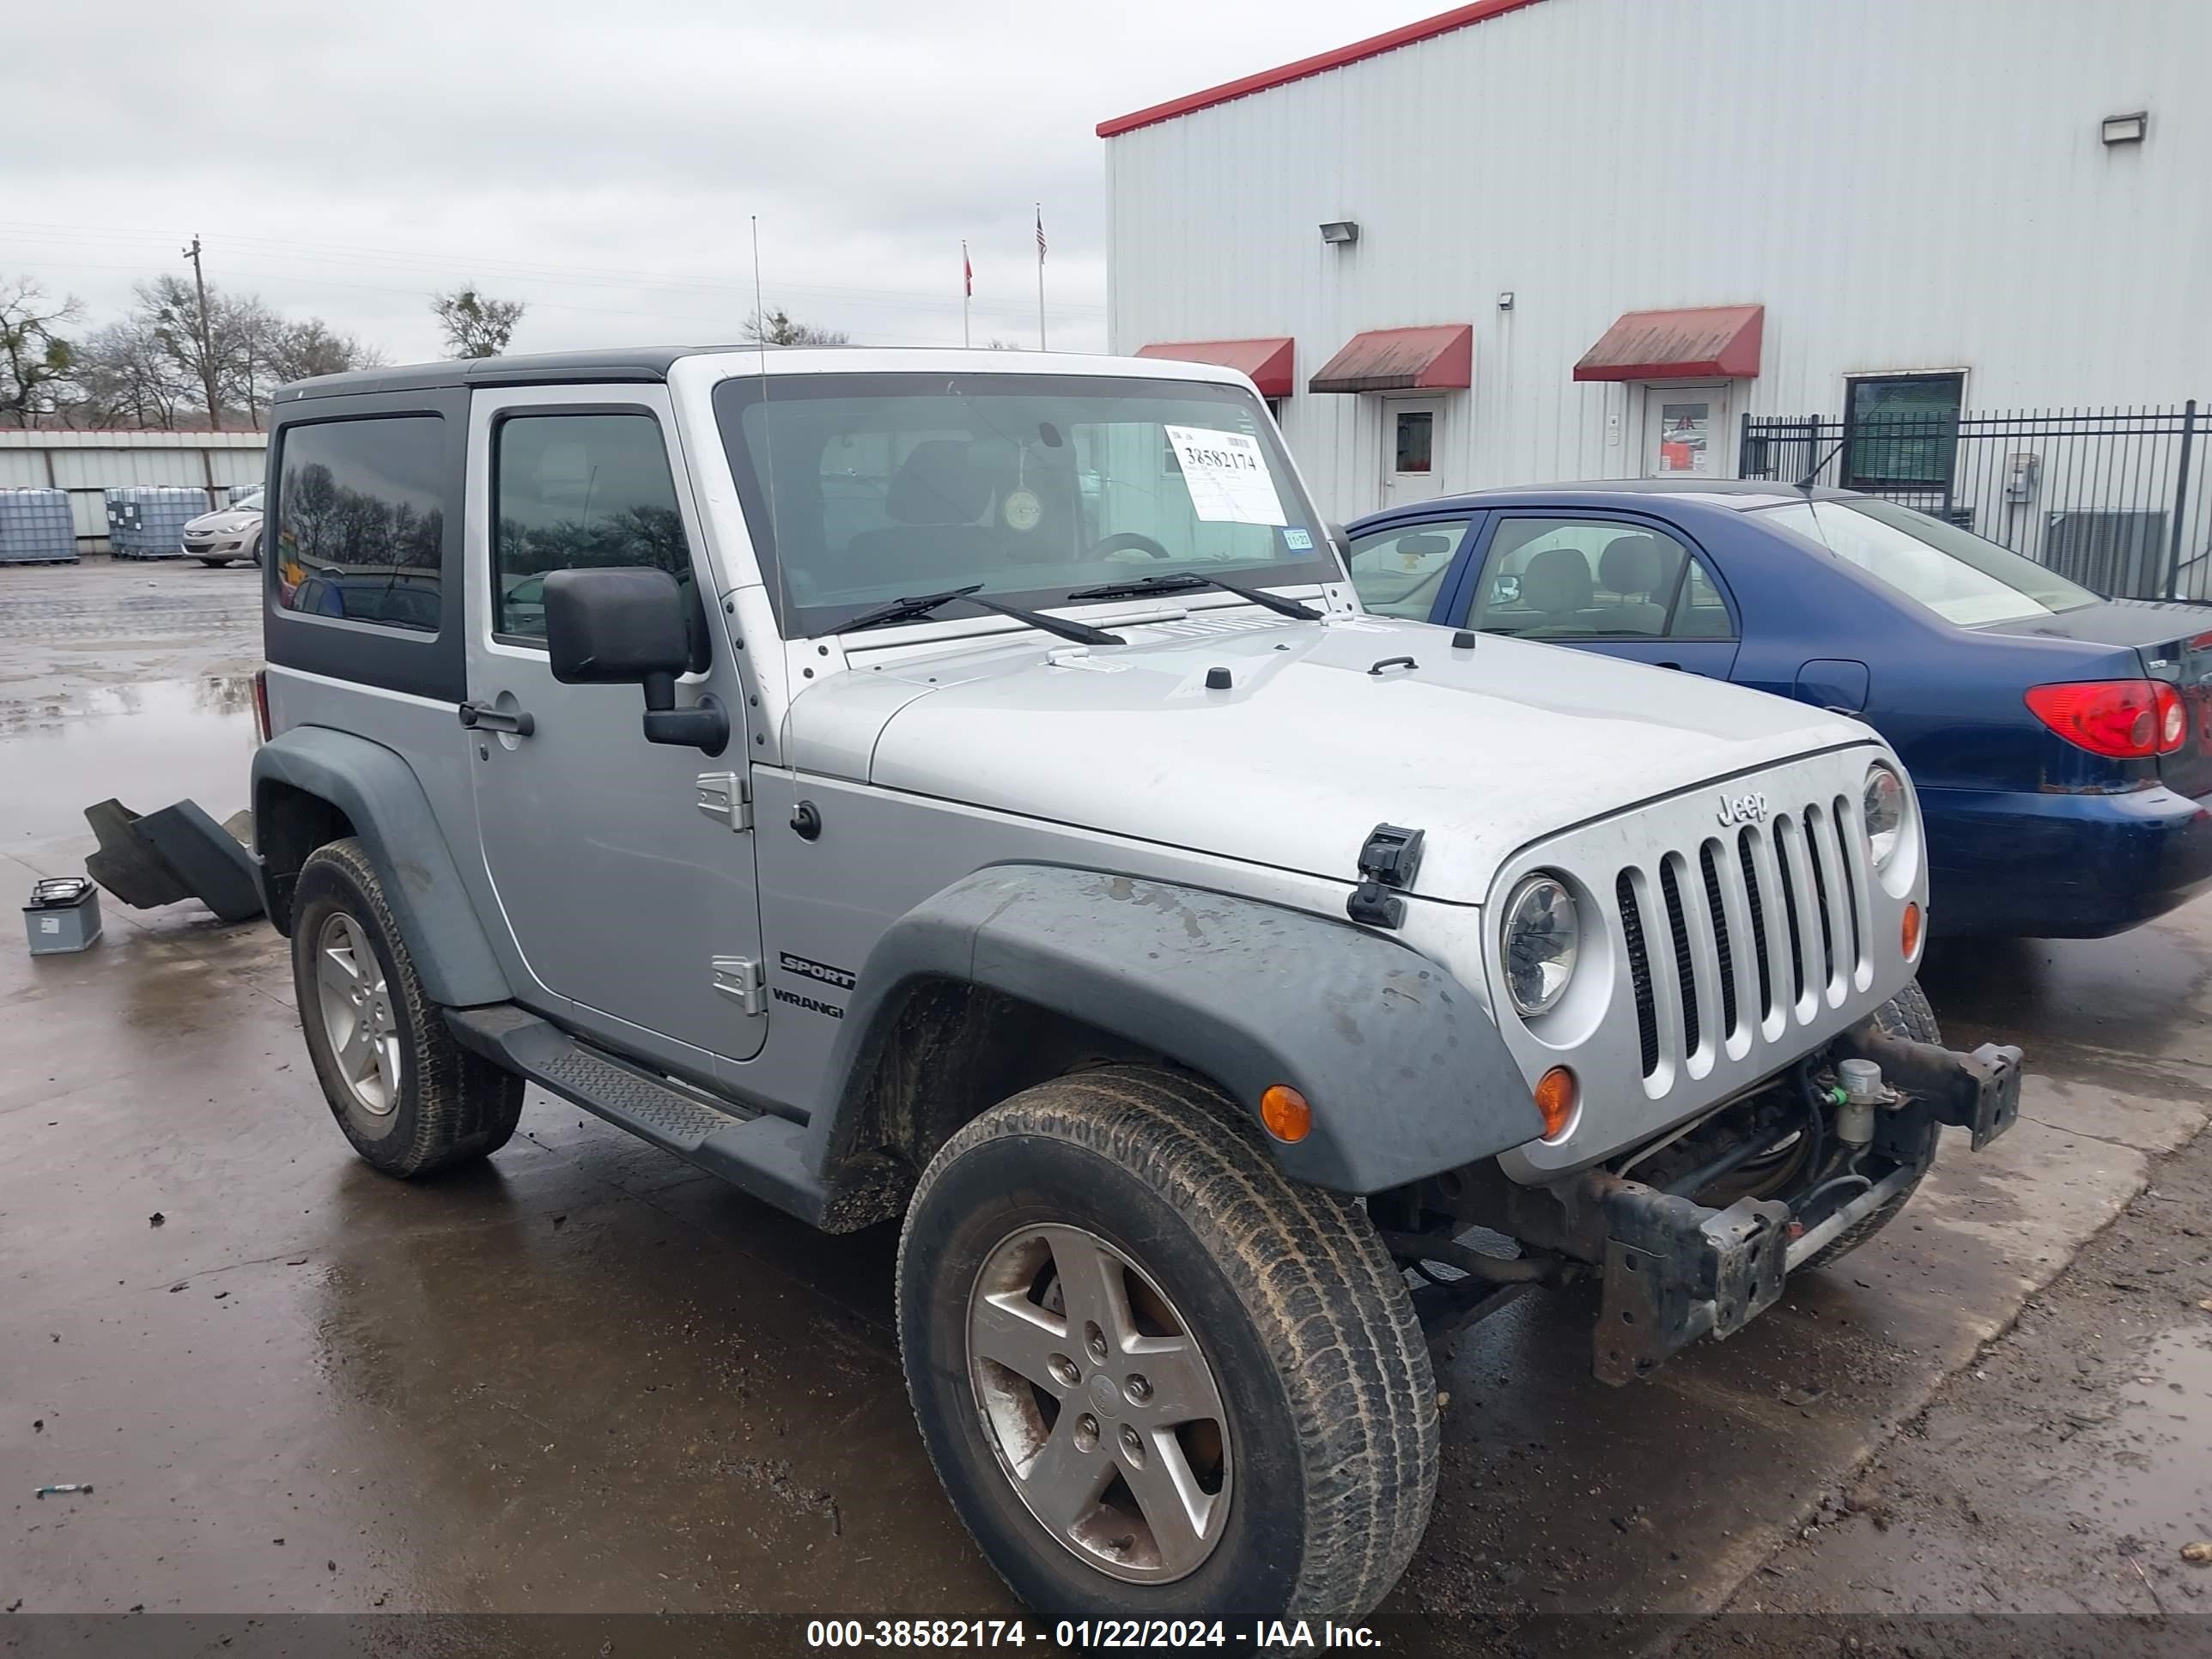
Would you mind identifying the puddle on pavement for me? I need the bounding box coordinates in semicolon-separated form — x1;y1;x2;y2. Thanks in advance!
2065;1324;2212;1544
0;675;257;846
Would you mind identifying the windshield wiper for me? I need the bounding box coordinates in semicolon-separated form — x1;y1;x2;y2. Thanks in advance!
840;583;1123;645
1062;571;1322;621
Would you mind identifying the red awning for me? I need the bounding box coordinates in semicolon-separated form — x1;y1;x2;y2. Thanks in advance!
1572;304;1765;382
1308;325;1472;394
1135;337;1296;398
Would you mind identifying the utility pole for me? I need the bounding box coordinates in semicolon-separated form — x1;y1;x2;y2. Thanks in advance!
182;234;221;431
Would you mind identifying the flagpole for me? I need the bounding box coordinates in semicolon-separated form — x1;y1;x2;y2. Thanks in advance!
1035;203;1047;351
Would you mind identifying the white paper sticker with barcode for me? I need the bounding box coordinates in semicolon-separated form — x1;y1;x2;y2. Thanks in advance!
1163;426;1287;526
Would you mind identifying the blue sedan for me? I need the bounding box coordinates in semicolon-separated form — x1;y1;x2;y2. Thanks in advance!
1344;481;2212;938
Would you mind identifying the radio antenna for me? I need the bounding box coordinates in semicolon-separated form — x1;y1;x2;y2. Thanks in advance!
750;215;789;657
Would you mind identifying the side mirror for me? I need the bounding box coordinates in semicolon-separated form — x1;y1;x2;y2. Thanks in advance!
543;567;728;755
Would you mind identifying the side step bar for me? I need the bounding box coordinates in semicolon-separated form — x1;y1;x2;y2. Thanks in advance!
444;1006;826;1225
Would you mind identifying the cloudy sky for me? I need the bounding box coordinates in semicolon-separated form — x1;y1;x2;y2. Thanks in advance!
9;0;1434;363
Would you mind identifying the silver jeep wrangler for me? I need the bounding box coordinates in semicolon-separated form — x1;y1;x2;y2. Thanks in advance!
249;346;2021;1621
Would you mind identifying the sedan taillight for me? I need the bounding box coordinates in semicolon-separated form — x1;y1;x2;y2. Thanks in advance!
2024;678;2185;758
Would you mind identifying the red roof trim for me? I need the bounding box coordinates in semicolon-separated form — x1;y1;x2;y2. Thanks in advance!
1098;0;1551;138
1572;305;1765;382
1135;337;1296;398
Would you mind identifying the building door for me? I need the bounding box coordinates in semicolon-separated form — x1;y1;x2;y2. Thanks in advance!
1643;384;1729;480
464;384;767;1072
1382;399;1446;506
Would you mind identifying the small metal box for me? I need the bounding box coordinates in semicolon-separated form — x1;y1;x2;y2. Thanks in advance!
24;878;102;955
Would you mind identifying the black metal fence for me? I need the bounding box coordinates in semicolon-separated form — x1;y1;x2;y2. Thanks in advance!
1739;404;2209;601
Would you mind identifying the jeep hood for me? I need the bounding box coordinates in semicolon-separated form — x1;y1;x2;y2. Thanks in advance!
796;614;1875;907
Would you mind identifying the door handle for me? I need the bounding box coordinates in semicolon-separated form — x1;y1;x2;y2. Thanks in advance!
458;701;536;737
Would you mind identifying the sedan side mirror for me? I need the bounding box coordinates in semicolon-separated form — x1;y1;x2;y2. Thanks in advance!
544;567;729;755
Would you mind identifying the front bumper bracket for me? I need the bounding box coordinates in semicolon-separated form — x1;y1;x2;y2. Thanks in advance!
1589;1179;1789;1386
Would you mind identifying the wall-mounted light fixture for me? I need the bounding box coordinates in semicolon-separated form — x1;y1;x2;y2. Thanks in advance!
1318;220;1360;246
2101;111;2148;145
1497;290;1516;311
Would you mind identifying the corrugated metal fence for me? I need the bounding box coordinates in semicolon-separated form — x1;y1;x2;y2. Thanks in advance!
0;431;267;553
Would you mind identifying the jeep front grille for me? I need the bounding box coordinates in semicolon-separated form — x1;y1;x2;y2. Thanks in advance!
1616;796;1875;1084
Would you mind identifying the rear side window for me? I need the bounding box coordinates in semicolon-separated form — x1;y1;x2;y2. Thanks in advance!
274;416;447;633
492;413;690;642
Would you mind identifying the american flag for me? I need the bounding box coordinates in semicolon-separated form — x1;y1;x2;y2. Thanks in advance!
1035;206;1047;263
963;240;972;297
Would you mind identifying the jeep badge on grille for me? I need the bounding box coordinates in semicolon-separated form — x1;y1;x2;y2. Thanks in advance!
1717;792;1769;827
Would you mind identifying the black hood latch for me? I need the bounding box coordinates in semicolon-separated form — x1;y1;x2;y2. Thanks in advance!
1346;823;1425;928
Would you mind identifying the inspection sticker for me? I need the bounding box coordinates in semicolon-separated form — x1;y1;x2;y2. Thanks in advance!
1163;425;1287;526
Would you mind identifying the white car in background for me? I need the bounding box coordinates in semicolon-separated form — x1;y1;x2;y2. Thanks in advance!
182;487;264;567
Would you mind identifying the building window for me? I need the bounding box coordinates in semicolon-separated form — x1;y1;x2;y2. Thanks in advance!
1394;409;1434;474
1265;396;1285;424
1844;373;1965;490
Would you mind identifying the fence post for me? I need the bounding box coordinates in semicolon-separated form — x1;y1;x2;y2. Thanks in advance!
2170;399;2198;599
1738;410;1750;477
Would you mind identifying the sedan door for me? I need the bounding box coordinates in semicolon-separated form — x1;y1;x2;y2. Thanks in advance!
1446;510;1741;679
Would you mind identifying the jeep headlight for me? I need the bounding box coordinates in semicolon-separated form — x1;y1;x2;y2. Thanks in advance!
1501;872;1579;1018
1863;763;1906;872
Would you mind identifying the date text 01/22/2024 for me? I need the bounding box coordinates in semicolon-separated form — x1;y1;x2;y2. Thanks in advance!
804;1620;1382;1650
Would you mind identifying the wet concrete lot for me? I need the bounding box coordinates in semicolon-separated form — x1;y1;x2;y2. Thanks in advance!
2;560;2208;1639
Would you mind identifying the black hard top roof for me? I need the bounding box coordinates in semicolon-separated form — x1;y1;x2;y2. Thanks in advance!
276;344;741;402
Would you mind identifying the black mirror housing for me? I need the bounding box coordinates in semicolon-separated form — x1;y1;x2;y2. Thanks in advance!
543;567;729;757
544;567;693;686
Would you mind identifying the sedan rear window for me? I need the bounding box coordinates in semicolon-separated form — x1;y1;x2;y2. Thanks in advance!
1758;496;2100;625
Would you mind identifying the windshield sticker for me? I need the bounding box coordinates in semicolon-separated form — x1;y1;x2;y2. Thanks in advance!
1163;425;1288;526
1282;526;1314;550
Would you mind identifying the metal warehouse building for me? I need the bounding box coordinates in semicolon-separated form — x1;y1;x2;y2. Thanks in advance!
1101;0;2211;587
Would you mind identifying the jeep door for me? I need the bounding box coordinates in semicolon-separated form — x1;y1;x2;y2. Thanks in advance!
462;385;767;1070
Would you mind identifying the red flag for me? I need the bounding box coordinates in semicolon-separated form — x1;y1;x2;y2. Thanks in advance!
963;241;973;297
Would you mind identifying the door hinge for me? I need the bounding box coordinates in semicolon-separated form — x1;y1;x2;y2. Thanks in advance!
712;957;766;1017
696;771;750;831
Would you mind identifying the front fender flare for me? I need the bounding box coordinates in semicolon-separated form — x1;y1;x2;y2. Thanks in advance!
252;726;511;1008
816;865;1540;1194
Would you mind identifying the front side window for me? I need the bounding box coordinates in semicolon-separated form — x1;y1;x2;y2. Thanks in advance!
1844;373;1964;489
1467;517;1729;640
1759;495;2100;626
1346;520;1468;620
493;412;690;642
274;416;447;632
713;373;1335;636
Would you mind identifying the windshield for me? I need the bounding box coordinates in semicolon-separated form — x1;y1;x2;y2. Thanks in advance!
712;372;1336;636
234;487;264;513
1758;495;2100;625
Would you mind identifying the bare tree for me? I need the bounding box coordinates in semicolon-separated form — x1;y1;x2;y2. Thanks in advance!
0;277;83;427
431;287;526;358
137;274;234;428
75;317;192;429
740;307;849;347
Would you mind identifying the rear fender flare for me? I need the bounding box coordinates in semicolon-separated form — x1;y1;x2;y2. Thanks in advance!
251;726;510;1008
811;865;1540;1194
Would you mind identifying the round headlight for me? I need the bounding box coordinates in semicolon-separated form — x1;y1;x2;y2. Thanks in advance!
1863;763;1906;871
1501;873;1580;1018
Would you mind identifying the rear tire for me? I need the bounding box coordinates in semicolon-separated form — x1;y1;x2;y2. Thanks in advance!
1802;981;1942;1271
289;838;522;1177
896;1065;1437;1620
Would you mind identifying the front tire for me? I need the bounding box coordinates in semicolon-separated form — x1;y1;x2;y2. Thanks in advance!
896;1066;1437;1621
289;838;522;1177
